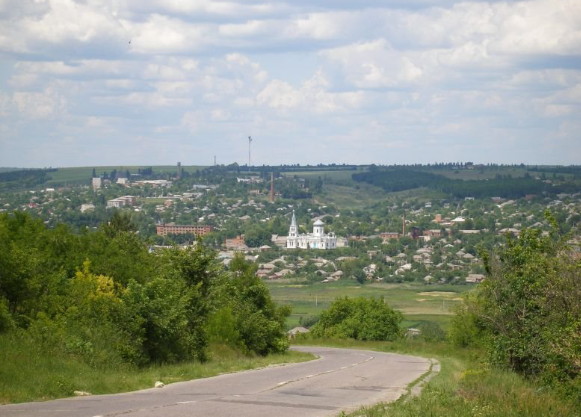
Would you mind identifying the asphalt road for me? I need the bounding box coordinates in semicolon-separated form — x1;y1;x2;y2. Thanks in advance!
0;346;432;417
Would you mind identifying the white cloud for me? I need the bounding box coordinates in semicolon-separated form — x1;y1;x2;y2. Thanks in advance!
0;0;579;166
12;87;67;119
322;39;424;88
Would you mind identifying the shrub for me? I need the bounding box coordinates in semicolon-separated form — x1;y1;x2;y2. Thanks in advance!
311;296;402;341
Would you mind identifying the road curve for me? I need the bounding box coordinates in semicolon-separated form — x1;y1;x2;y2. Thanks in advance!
0;346;432;417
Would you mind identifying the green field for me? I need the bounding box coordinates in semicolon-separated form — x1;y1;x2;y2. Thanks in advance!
424;166;530;180
44;165;208;186
267;280;469;330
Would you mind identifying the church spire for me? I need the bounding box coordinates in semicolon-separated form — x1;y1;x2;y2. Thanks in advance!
288;210;298;238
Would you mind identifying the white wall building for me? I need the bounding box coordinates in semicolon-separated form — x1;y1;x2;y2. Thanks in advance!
286;211;337;250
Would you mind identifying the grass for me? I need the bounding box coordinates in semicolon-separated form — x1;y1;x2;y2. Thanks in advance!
423;167;530;181
267;281;468;330
43;165;207;186
0;334;313;404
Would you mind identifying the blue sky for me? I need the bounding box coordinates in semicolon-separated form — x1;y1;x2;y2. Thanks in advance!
0;0;580;168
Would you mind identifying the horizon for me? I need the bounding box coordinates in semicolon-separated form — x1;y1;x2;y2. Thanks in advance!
2;161;580;171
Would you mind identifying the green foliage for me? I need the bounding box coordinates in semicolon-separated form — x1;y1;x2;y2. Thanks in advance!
0;212;290;376
414;321;447;342
455;215;581;399
311;296;403;341
0;169;54;191
353;167;565;198
209;253;290;355
243;225;272;247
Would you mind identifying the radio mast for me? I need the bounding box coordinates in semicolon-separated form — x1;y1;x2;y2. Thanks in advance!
248;136;252;168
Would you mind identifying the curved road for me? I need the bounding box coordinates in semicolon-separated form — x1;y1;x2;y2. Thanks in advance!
0;346;432;417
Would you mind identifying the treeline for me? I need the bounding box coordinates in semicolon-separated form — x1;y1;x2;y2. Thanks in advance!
0;169;55;192
529;165;581;176
352;168;566;198
0;212;289;368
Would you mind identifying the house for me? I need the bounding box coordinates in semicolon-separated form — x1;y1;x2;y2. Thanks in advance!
380;232;400;242
92;177;102;190
466;274;485;283
225;235;248;251
80;203;95;213
423;229;442;238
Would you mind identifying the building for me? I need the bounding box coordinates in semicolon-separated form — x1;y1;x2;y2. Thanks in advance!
380;232;400;242
225;235;248;251
286;212;337;250
134;179;172;188
156;223;213;237
106;195;136;208
80;203;95;213
92;177;102;190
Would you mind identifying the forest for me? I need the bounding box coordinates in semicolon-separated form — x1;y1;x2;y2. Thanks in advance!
352;167;577;198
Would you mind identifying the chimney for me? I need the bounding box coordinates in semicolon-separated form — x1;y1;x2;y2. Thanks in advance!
269;172;275;203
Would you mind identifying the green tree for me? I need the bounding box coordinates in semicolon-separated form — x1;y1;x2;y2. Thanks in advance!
311;296;402;341
208;254;289;355
455;214;580;397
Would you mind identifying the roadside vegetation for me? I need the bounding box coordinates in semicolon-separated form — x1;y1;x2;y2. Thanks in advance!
0;211;294;403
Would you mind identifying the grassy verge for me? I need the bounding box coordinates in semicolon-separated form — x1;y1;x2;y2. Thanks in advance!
0;333;313;404
294;338;580;417
267;281;468;330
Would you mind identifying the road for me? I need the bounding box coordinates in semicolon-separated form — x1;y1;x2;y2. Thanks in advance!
0;346;432;417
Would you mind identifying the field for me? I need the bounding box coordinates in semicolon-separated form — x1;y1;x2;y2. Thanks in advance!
44;165;207;186
267;280;469;330
423;166;530;180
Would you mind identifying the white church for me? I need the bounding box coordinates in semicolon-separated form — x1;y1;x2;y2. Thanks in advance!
286;211;338;250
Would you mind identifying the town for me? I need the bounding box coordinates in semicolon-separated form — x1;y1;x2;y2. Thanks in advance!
1;163;579;286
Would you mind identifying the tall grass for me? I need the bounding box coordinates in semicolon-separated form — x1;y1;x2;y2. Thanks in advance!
0;332;312;404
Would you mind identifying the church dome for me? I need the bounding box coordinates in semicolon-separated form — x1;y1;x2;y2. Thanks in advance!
313;219;325;226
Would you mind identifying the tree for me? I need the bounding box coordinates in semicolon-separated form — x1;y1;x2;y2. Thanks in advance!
311;296;402;341
455;214;581;396
208;254;290;355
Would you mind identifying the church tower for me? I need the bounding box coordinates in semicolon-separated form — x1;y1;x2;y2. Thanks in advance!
313;219;324;237
289;211;298;238
286;211;298;249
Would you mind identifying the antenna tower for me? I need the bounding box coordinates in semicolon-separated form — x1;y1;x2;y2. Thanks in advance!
248;136;252;168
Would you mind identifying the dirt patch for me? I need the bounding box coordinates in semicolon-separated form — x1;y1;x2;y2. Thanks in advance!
418;291;458;297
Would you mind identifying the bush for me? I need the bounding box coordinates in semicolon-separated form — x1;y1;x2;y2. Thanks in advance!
311;296;402;341
457;215;581;400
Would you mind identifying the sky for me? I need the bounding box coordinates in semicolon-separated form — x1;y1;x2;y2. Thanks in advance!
0;0;580;168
